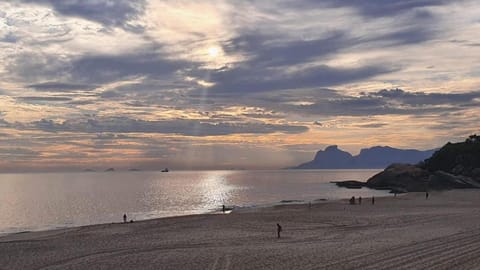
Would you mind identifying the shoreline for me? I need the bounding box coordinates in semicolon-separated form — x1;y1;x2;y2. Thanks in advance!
0;191;373;238
3;190;480;269
0;197;334;240
0;191;400;242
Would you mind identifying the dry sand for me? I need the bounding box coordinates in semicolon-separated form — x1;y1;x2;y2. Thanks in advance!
2;190;480;269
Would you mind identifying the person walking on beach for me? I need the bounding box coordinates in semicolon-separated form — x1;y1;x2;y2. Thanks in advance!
277;223;282;238
358;196;362;205
371;196;375;205
123;214;127;223
222;204;226;213
426;192;429;199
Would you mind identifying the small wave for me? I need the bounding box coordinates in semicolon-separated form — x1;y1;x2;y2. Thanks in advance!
280;199;305;203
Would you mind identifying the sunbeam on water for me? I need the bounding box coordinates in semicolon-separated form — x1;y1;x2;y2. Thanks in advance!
198;171;232;208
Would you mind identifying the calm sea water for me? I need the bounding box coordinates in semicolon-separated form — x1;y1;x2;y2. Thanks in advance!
0;169;387;235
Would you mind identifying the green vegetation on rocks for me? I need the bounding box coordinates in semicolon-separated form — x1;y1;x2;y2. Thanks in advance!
421;134;480;177
358;135;480;192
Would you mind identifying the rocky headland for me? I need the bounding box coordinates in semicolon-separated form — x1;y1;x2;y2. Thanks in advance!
337;135;480;192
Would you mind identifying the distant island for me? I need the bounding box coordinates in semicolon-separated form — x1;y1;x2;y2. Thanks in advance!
293;145;436;169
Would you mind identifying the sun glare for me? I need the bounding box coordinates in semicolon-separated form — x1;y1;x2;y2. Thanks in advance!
208;47;220;58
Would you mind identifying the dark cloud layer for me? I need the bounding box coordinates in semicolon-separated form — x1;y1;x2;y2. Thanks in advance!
207;64;396;95
367;89;480;106
224;31;350;67
16;0;146;29
285;88;480;116
70;53;189;84
28;82;97;92
17;96;72;102
293;0;449;17
26;117;308;136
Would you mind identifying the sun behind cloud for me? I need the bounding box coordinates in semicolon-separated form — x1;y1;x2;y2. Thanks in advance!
208;46;220;58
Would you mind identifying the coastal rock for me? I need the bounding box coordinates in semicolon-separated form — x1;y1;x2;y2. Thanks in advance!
364;135;480;192
429;171;480;189
332;180;366;189
422;136;480;176
472;168;480;178
366;163;430;192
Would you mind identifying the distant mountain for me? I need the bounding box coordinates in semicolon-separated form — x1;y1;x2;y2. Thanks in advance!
293;145;436;169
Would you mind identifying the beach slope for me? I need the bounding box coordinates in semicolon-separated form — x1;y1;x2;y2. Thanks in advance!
2;190;480;269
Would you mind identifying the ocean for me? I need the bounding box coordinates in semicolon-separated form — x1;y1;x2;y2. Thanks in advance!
0;169;388;235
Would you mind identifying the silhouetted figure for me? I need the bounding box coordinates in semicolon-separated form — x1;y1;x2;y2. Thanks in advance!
277;223;282;238
123;214;127;223
358;196;362;205
371;196;375;205
222;204;226;213
349;196;355;205
426;192;429;199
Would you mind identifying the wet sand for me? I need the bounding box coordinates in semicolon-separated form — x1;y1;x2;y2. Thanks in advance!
2;190;480;269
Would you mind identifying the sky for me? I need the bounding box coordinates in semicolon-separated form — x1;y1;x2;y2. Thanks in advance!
0;0;479;172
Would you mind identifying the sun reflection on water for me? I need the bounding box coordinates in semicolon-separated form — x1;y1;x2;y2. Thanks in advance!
197;171;237;209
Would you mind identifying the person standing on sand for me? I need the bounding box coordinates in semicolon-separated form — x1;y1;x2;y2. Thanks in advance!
372;196;375;205
359;196;362;205
426;192;429;199
277;223;282;238
123;214;127;223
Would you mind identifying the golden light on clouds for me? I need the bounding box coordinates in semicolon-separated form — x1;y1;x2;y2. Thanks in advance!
0;0;479;171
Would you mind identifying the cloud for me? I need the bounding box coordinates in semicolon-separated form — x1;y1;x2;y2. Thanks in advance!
0;0;479;171
0;32;19;43
6;52;71;83
295;0;449;18
179;86;480;132
367;88;480;106
366;27;437;46
355;123;388;128
224;31;351;67
252;88;480;117
205;63;396;95
16;0;146;29
201;20;440;96
17;96;72;102
70;52;189;84
27;117;308;136
28;82;97;92
0;147;40;158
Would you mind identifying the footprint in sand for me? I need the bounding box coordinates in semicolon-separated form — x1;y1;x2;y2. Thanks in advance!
211;254;231;270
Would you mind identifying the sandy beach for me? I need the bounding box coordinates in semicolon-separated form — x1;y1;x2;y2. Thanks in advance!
2;190;480;270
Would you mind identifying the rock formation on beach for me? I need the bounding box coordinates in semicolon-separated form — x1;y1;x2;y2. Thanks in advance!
362;135;480;192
